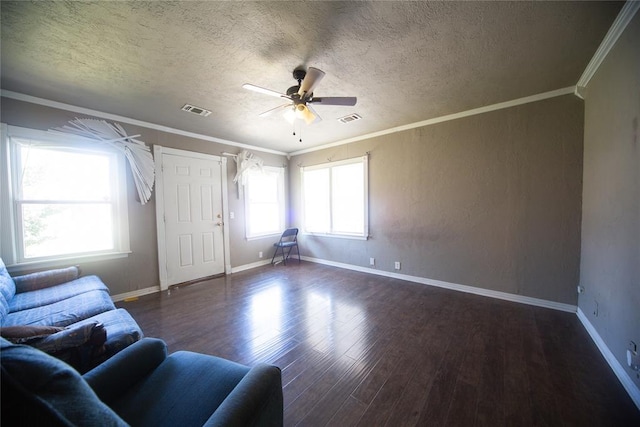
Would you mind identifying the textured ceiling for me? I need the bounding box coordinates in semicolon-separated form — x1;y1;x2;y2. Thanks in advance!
0;1;622;153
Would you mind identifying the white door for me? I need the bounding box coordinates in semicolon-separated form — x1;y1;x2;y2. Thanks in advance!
157;150;226;288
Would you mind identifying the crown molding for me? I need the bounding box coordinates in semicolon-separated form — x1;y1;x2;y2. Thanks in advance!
575;0;640;97
289;86;576;157
0;90;288;156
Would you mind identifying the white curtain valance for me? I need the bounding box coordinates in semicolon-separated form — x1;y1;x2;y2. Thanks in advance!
49;118;155;204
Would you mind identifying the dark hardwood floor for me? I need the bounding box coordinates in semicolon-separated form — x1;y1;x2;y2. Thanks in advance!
118;262;640;426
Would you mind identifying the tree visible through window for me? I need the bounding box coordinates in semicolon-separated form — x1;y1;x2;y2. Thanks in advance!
301;156;368;238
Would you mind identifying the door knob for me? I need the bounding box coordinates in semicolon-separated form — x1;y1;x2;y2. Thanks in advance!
216;222;223;226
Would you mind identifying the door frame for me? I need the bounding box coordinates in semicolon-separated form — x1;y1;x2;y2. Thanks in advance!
154;146;231;290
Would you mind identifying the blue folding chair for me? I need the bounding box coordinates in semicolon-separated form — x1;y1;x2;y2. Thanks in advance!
271;228;300;265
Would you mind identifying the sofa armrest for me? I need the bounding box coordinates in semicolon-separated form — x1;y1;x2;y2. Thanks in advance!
13;266;80;293
203;363;283;427
84;337;168;404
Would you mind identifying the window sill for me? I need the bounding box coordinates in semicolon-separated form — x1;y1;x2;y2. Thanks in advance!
246;233;282;242
6;251;131;275
302;232;369;241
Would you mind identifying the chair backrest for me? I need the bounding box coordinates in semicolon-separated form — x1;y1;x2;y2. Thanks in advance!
280;228;298;242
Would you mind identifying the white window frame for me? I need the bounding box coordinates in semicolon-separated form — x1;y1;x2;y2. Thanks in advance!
301;155;369;240
244;166;286;240
0;124;130;271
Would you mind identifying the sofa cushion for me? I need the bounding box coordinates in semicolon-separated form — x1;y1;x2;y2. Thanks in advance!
0;293;9;325
13;266;81;293
0;337;127;426
0;258;16;303
112;350;251;426
3;289;115;327
9;275;109;313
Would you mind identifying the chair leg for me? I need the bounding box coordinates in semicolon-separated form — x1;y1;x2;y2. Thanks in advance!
285;246;294;265
272;244;299;266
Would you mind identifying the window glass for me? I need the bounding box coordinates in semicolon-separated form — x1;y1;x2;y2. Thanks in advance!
331;162;364;234
20;147;111;200
1;126;130;265
21;203;114;258
245;167;285;239
302;168;330;233
301;156;368;238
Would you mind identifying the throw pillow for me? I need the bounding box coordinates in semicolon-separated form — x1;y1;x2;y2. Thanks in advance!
0;325;65;344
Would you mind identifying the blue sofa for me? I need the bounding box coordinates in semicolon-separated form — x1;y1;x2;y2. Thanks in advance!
0;258;142;372
1;337;284;426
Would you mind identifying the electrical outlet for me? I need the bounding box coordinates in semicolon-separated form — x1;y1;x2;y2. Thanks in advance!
258;251;263;258
230;211;235;219
394;261;401;270
369;257;375;266
627;349;640;371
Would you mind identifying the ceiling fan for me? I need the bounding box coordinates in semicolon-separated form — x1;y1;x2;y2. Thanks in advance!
243;67;357;125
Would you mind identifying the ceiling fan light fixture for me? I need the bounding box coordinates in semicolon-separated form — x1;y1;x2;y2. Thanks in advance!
283;104;316;124
283;107;296;124
296;104;316;124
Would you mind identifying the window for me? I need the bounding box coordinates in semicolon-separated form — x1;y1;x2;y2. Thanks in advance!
244;166;285;239
301;156;368;239
0;125;130;267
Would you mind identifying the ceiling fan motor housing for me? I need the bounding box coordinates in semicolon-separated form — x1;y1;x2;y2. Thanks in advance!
292;68;306;82
287;86;312;104
286;85;301;97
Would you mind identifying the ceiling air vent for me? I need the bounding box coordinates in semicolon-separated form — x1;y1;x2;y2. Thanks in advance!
181;104;212;117
337;113;361;124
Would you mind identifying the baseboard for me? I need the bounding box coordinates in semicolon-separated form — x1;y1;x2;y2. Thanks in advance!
111;261;273;300
231;259;272;273
300;256;577;313
111;286;160;303
577;308;640;409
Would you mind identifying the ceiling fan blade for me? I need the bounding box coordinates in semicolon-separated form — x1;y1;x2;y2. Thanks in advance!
309;96;357;106
259;103;292;117
298;67;325;99
243;84;289;99
306;104;322;124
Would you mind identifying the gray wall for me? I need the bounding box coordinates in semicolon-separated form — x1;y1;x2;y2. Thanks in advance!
0;97;288;295
579;13;640;389
290;94;584;305
1;90;586;306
